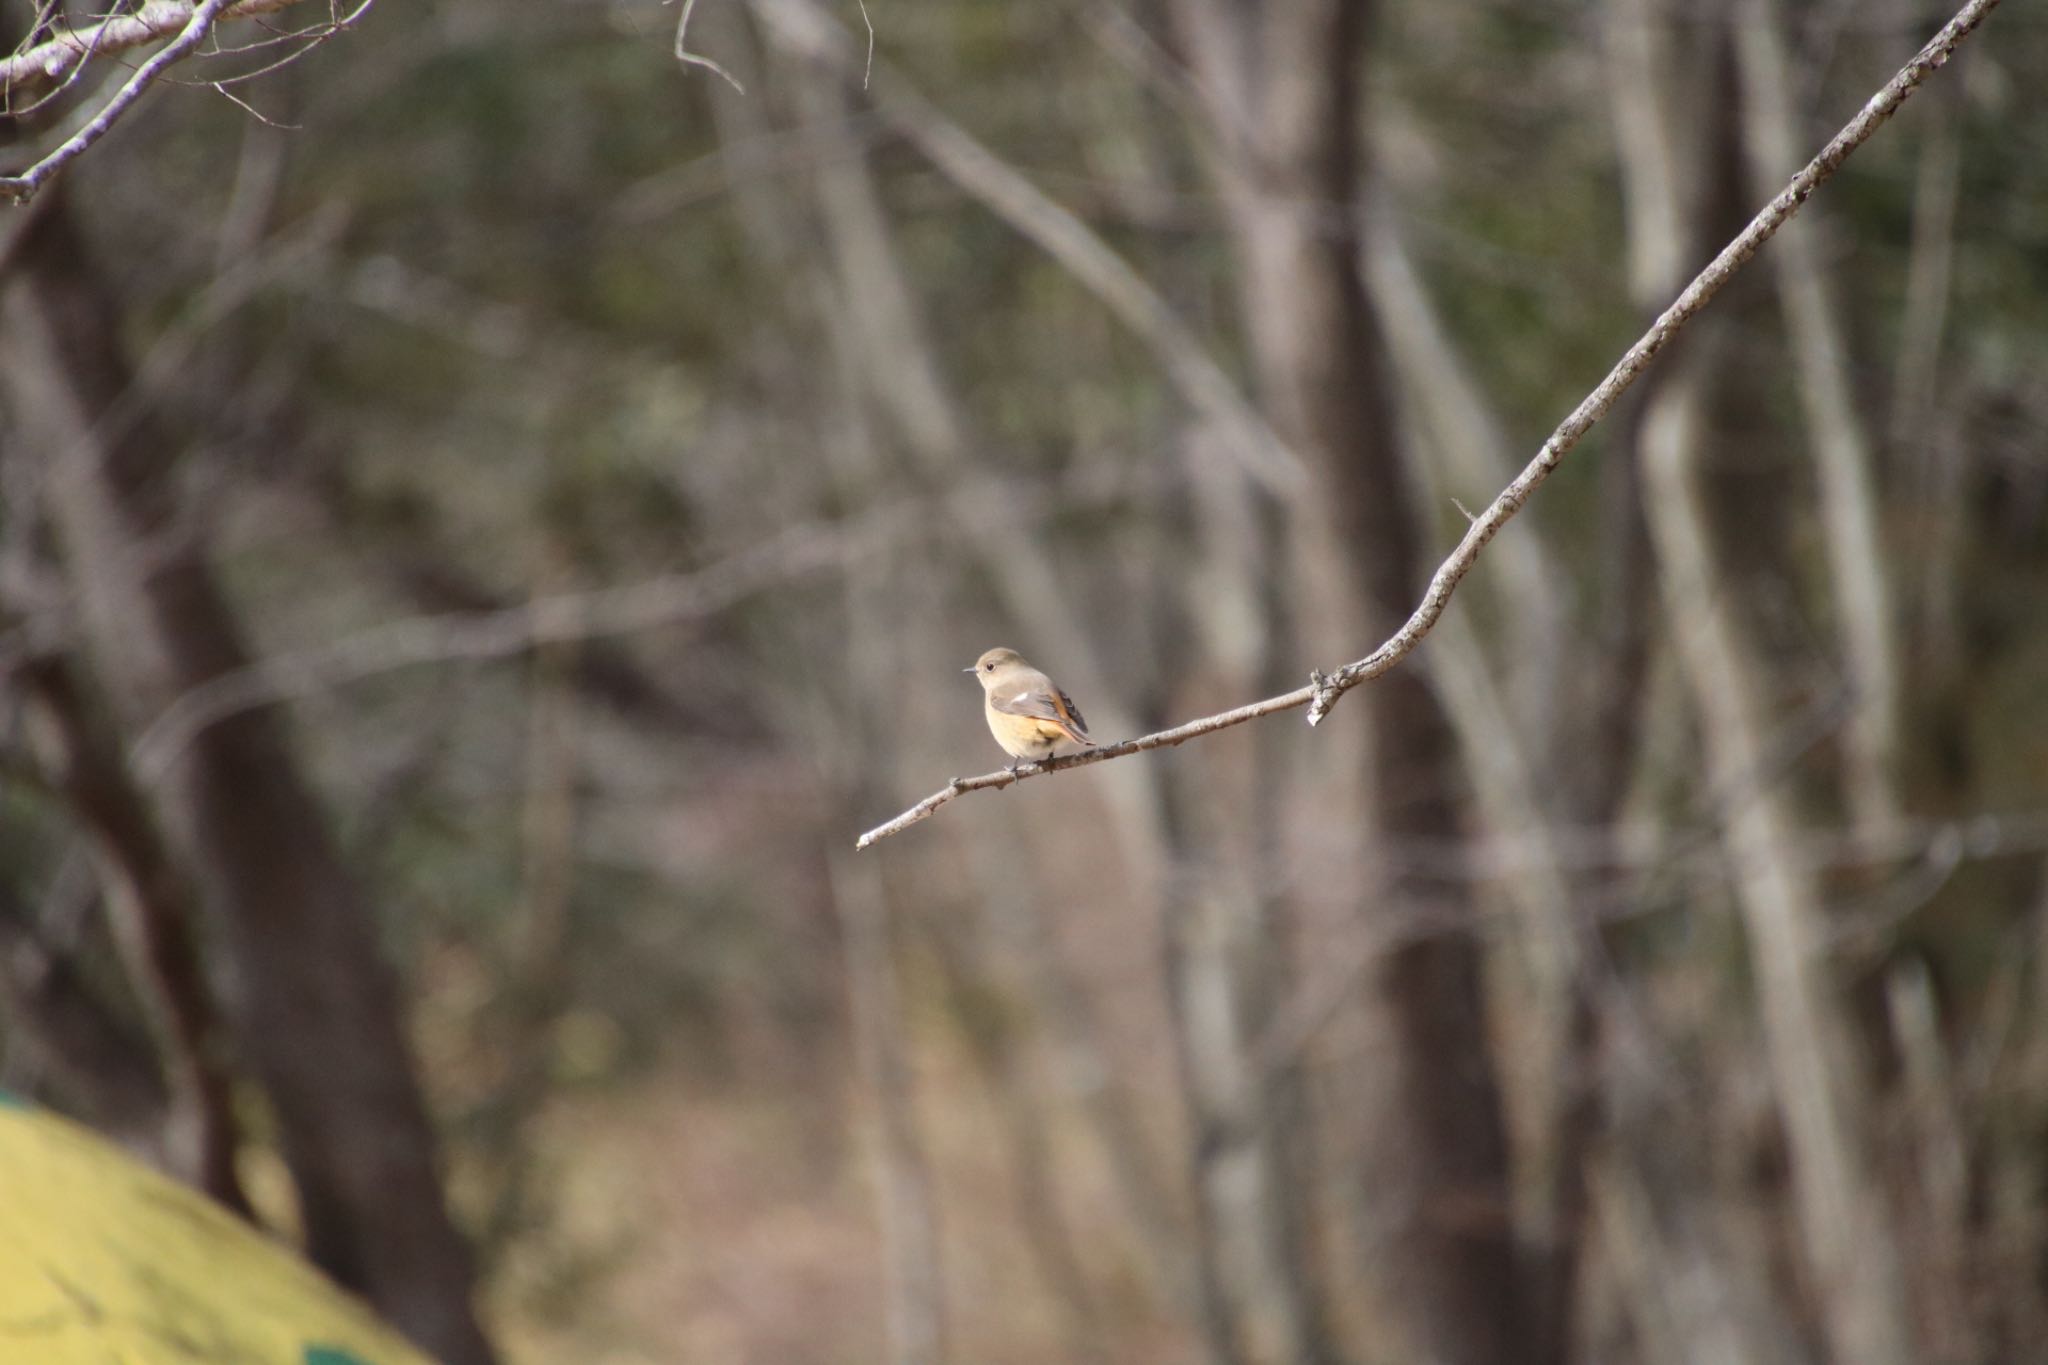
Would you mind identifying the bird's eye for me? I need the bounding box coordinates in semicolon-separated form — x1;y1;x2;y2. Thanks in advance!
983;663;993;671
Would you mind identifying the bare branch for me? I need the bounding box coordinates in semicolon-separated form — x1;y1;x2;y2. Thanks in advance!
195;0;374;90
675;0;745;93
0;0;360;204
0;0;303;94
208;80;299;128
128;469;1142;781
854;0;2000;852
854;0;871;89
131;504;896;780
2;0;239;203
853;686;1322;849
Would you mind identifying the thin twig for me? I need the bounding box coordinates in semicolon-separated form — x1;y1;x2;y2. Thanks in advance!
856;0;873;89
191;0;373;88
209;80;299;127
675;0;745;93
854;0;2000;851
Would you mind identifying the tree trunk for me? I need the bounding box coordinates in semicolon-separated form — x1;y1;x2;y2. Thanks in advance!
1734;0;1903;833
1604;14;1915;1358
16;652;250;1214
1170;3;1526;1362
777;48;1308;1365
1158;756;1328;1365
0;197;497;1365
1368;206;1651;1365
829;852;949;1365
0;882;170;1144
1637;328;1913;1365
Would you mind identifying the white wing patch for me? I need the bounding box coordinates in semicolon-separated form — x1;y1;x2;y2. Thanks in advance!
1010;693;1035;708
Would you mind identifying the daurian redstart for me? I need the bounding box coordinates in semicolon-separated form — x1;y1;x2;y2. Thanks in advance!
965;647;1094;772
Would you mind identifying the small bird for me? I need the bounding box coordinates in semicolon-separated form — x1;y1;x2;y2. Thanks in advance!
965;647;1094;773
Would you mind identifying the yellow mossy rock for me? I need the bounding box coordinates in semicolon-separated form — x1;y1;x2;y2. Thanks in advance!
0;1091;438;1365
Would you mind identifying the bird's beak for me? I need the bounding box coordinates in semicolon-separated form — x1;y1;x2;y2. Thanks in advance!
961;666;977;674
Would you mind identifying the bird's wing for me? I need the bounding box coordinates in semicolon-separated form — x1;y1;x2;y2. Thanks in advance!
1053;688;1092;742
991;678;1092;745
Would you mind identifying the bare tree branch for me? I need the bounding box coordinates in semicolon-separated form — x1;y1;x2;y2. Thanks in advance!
1737;0;1904;832
17;654;251;1215
128;470;1142;780
0;0;364;205
0;0;298;93
130;504;902;780
2;0;238;203
854;0;2001;852
674;0;744;93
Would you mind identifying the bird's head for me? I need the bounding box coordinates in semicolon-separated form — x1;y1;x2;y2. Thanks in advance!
965;646;1027;690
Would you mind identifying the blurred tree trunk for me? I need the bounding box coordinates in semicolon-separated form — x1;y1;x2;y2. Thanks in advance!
0;198;497;1365
1593;11;1803;1362
1638;328;1912;1365
930;918;1113;1364
815;152;952;1363
1734;0;1902;833
1170;3;1526;1363
15;652;250;1214
1370;330;1584;1365
712;22;1180;1349
1887;71;1967;693
1157;756;1328;1365
783;43;1170;880
1158;438;1329;1365
1606;14;1914;1365
0;881;171;1143
771;39;1298;1364
776;18;1332;1364
1367;205;1654;1365
954;822;1203;1335
737;23;1335;1359
829;851;949;1365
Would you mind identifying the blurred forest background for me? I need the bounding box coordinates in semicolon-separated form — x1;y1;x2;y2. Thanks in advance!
1;0;2045;1363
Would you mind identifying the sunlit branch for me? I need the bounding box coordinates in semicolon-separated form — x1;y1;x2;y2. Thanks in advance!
0;0;365;204
0;0;299;94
